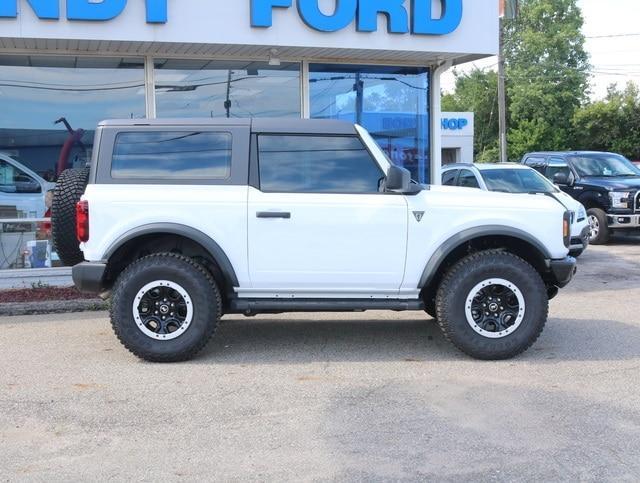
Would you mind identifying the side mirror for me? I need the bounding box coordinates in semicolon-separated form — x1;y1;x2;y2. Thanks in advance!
553;172;570;185
385;165;411;192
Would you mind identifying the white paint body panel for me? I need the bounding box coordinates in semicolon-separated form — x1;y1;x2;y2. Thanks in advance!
246;188;408;295
80;184;251;287
402;185;569;291
442;164;589;246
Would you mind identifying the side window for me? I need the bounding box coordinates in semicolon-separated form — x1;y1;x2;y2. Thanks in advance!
524;156;545;166
0;160;41;194
442;169;458;186
258;135;384;193
458;169;480;189
111;131;232;179
524;156;547;175
546;158;571;181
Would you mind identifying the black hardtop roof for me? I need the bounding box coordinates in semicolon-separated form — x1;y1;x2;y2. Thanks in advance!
98;118;357;135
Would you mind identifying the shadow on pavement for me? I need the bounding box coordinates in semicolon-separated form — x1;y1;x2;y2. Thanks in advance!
195;314;640;364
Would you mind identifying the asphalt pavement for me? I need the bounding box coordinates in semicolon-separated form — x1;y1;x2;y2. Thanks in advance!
1;239;639;481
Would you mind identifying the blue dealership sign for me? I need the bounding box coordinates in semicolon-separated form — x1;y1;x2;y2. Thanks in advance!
442;118;469;130
0;0;167;23
251;0;463;35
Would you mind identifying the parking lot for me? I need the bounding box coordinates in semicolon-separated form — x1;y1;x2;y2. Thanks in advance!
1;241;640;481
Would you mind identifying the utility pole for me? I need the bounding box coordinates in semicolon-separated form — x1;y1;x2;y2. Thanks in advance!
224;70;232;118
498;15;508;163
354;72;364;126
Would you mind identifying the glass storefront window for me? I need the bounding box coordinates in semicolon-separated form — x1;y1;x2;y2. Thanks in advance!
0;55;146;179
309;64;430;184
154;59;301;119
0;55;145;270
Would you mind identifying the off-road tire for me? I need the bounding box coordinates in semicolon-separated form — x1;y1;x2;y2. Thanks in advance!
435;250;548;360
51;167;90;266
587;208;610;245
111;253;222;362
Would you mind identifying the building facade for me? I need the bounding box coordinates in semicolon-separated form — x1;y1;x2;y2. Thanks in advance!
0;0;496;270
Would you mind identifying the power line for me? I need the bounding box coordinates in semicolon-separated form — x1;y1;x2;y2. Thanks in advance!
586;33;640;39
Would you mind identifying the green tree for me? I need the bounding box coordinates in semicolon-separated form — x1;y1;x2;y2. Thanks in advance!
573;82;640;160
442;69;500;161
504;0;589;158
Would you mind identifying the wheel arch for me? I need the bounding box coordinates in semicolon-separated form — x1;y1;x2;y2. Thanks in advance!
419;226;552;300
103;223;239;297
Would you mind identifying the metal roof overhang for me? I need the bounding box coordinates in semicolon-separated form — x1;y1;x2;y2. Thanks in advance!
0;37;489;66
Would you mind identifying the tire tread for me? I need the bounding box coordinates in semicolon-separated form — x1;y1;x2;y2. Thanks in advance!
435;249;548;360
110;252;221;362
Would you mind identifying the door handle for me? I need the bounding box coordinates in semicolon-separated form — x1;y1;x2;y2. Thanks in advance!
256;211;291;219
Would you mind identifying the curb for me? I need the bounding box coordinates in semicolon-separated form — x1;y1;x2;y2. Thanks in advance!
0;299;109;317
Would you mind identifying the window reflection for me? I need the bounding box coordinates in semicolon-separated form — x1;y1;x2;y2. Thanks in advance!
0;55;146;180
154;59;301;119
258;135;384;193
112;132;232;179
310;64;430;183
0;55;145;270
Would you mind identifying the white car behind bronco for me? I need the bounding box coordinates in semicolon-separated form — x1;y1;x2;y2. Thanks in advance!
52;119;576;362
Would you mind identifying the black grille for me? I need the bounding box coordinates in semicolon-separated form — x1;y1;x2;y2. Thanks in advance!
636;192;640;212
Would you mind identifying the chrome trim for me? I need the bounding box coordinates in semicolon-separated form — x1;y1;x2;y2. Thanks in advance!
608;214;640;228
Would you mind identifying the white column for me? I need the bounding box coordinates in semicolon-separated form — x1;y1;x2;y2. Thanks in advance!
429;61;452;185
301;60;310;119
144;55;156;119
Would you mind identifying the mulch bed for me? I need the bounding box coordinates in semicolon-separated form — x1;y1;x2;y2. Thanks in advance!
0;286;100;304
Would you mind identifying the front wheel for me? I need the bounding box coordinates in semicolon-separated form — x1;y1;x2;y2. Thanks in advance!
435;250;548;360
111;253;221;362
587;208;610;245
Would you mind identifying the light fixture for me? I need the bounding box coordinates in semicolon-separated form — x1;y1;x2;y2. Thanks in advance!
268;48;281;66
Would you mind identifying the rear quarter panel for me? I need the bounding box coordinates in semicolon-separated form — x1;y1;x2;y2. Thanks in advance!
80;184;250;287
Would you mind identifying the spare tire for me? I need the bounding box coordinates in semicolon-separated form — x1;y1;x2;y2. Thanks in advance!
51;167;90;266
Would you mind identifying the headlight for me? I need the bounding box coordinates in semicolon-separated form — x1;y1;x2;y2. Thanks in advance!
609;191;631;209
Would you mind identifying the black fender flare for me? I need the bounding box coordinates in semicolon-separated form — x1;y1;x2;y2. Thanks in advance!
418;225;552;288
103;223;239;288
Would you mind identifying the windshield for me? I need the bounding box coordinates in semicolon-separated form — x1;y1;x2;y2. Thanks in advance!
481;168;558;194
569;153;640;177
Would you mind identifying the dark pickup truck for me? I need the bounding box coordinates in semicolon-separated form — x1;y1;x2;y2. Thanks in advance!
522;151;640;244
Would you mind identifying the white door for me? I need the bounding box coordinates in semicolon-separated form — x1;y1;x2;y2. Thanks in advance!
246;134;408;297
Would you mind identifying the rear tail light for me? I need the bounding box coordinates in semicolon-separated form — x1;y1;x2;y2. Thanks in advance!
76;200;89;243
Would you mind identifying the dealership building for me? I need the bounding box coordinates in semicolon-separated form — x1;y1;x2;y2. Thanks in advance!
0;0;495;271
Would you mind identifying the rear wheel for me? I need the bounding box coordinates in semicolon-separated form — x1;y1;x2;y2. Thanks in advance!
435;250;548;360
111;253;221;362
587;208;610;245
51;167;89;266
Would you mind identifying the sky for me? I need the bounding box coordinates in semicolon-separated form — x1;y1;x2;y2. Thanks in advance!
442;0;640;99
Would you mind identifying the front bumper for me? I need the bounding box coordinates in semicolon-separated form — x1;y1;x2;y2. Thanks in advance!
608;214;640;229
72;262;107;294
570;225;590;252
548;256;577;288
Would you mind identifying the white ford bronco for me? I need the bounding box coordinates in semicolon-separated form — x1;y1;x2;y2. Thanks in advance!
57;118;576;362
